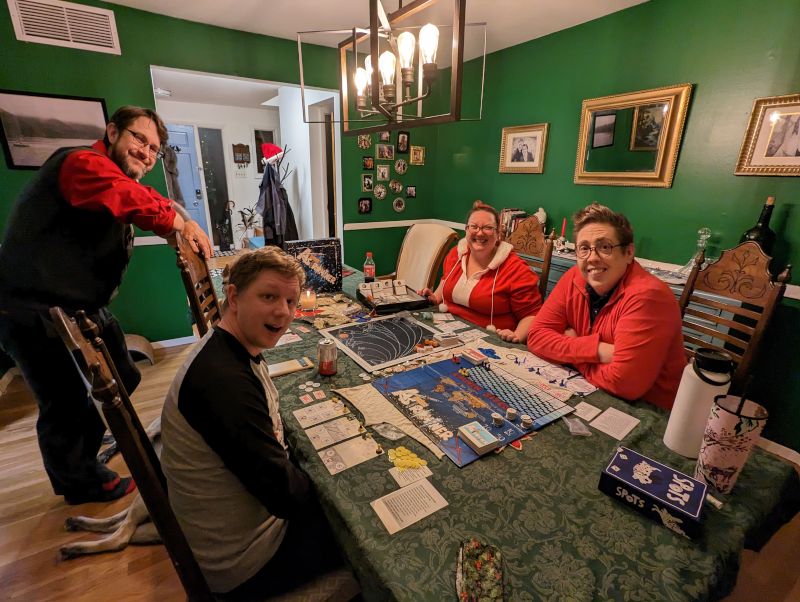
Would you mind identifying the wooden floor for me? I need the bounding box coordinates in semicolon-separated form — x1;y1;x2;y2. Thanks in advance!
0;343;798;601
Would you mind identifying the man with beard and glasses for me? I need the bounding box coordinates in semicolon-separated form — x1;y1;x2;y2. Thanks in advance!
0;105;212;505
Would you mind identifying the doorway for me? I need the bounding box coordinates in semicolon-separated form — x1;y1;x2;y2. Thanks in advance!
166;124;210;235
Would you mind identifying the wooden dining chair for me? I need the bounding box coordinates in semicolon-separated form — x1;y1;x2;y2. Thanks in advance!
379;223;458;292
170;233;222;336
49;307;214;601
505;216;555;298
678;241;791;392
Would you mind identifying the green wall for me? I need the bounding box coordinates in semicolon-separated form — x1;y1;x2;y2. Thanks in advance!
426;0;800;451
0;0;338;340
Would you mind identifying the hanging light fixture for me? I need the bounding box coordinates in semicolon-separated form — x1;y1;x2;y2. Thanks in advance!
297;0;485;134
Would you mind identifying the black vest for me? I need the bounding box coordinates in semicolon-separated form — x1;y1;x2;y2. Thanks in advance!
0;146;133;312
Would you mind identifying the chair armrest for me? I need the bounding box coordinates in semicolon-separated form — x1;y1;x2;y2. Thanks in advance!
377;272;397;280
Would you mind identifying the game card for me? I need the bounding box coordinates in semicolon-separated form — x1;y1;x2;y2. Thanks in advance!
458;329;490;342
318;435;383;475
574;401;602;421
435;320;471;333
432;312;454;322
299;394;313;404
305;415;363;450
590;407;640;440
293;399;351;428
313;390;327;400
275;332;302;347
295;325;311;333
389;465;433;487
371;478;448;534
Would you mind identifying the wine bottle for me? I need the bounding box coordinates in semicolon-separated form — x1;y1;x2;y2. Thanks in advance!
740;196;776;255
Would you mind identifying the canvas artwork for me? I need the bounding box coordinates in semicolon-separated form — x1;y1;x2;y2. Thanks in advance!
283;238;343;293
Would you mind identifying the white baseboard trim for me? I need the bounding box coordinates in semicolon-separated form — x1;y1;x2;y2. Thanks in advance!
0;367;20;396
152;335;198;349
758;437;800;468
344;218;464;231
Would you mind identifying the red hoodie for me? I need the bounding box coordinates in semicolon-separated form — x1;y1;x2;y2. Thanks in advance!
527;261;686;409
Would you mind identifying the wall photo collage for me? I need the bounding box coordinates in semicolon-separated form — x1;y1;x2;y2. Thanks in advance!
355;130;422;215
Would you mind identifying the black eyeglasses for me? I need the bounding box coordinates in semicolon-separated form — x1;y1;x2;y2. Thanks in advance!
124;128;164;159
576;241;626;258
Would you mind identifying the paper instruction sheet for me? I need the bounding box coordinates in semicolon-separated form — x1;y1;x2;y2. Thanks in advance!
590;407;640;440
371;478;448;534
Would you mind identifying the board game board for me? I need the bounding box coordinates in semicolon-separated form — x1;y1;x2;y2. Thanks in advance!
373;357;574;467
320;313;441;372
283;238;342;293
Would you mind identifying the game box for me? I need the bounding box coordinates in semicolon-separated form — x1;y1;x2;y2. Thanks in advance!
598;446;707;539
356;280;430;314
283;238;342;293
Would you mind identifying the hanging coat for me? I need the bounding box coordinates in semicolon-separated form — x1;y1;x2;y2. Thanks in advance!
256;163;298;247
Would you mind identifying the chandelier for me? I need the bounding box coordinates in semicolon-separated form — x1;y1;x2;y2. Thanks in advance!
297;0;485;134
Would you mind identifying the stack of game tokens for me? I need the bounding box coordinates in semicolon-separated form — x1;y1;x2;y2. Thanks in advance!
387;446;428;470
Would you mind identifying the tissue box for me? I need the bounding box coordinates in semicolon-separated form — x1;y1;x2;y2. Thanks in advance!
598;446;706;539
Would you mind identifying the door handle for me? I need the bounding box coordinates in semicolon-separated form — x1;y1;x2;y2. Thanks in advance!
195;189;202;200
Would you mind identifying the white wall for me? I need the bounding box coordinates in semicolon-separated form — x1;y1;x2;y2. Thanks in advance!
155;99;280;247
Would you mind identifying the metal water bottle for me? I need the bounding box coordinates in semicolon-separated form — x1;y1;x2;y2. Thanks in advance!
663;348;733;458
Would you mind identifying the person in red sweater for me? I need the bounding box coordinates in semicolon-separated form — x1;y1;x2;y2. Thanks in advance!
527;203;685;409
419;201;542;343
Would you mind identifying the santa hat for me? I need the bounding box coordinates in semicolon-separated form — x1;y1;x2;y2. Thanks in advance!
261;143;284;164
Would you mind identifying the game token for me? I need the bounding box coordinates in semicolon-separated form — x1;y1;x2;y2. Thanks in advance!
506;408;518;421
491;412;503;426
312;383;321;388
305;381;313;386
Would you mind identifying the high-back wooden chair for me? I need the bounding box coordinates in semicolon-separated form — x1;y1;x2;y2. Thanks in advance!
49;307;214;602
380;223;458;292
678;241;791;392
171;233;222;336
505;216;555;298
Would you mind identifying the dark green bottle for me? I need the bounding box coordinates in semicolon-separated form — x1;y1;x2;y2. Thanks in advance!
740;196;776;255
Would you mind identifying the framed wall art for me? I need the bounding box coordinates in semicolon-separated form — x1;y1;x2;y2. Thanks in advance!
410;145;425;166
377;164;390;181
397;131;410;153
498;123;549;173
362;174;374;192
630;104;666;151
358;197;372;214
735;92;800;176
254;129;276;173
0;89;108;170
376;143;395;160
362;155;374;170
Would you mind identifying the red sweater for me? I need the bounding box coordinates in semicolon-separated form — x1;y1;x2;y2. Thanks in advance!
440;240;542;330
59;141;176;236
527;261;685;409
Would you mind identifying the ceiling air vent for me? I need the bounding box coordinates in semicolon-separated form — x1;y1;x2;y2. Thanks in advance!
7;0;121;55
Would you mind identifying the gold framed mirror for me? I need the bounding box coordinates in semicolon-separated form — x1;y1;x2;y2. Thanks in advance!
574;83;693;187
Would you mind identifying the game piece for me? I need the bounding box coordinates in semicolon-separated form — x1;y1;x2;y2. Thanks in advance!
505;408;518;421
491;412;503;426
520;414;533;429
458;422;500;455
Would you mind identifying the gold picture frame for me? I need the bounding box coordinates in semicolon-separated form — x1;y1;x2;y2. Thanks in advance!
410;145;425;166
499;123;549;173
735;93;800;176
574;83;692;187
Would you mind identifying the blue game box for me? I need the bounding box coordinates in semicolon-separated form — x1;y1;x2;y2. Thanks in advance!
598;447;707;540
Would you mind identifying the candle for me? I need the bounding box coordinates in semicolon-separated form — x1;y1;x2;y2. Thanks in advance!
300;289;317;311
560;217;567;239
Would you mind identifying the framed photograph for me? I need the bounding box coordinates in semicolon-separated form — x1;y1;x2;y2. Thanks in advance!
735;93;800;176
630;103;666;151
376;164;390;181
410;145;425;165
254;129;276;174
357;134;372;149
393;197;406;213
362;174;373;192
0;90;108;170
406;185;416;198
394;158;408;174
592;114;616;149
376;143;395;160
378;131;391;142
362;155;374;170
373;183;387;200
389;179;403;193
358;197;372;214
498;123;549;173
396;131;410;154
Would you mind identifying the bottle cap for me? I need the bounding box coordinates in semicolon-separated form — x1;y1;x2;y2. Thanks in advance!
766;196;775;205
694;348;734;375
366;251;373;257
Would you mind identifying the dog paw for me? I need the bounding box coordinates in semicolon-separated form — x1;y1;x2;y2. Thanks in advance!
59;545;82;560
64;517;81;531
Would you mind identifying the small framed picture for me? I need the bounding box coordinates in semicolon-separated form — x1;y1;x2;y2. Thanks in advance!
394;158;408;174
373;183;387;200
397;131;410;154
362;156;374;170
389;179;403;193
376;143;395;160
361;174;373;192
410;145;425;165
357;134;372;149
735;93;800;176
499;123;550;173
358;197;372;214
406;185;416;198
377;164;390;181
591;114;616;149
379;131;391;142
393;197;406;213
630;103;667;151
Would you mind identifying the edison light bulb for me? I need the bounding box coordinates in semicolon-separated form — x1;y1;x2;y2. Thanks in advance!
419;23;439;64
354;67;368;95
365;55;373;80
397;31;416;69
378;50;396;85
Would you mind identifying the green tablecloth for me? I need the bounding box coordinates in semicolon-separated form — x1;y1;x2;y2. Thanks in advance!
219;269;800;601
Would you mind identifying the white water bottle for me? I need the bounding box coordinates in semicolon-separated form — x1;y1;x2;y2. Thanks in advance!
663;348;733;458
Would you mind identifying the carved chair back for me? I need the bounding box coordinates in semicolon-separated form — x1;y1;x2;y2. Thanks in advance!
171;233;222;336
678;241;791;392
505;216;555;298
49;307;214;601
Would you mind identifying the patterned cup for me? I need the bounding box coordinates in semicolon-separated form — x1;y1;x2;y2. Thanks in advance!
694;394;768;494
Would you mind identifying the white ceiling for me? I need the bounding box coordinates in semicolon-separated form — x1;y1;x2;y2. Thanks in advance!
116;0;647;108
151;67;280;109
